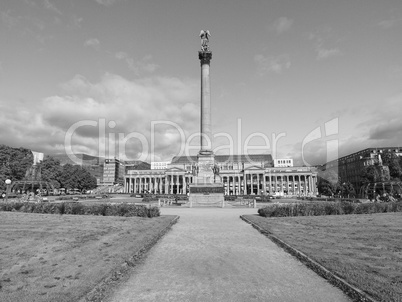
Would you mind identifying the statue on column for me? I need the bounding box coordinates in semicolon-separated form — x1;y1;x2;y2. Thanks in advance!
200;30;211;52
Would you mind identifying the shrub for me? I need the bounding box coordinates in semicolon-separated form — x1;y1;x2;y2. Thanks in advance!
147;206;160;218
66;202;85;215
0;201;161;218
0;202;18;211
142;196;158;202
340;201;355;215
258;201;402;218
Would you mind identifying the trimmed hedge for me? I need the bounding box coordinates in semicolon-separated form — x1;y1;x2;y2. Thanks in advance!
141;194;189;203
224;195;275;202
0;202;160;218
54;194;109;201
258;201;402;217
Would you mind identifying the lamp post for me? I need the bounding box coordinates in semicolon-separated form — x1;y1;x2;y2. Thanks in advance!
5;179;11;202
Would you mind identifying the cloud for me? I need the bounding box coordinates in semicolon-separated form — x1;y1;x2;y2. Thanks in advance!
94;0;122;6
316;47;341;60
115;52;159;74
0;9;52;44
272;17;293;34
0;74;199;162
283;141;327;167
254;54;291;75
43;0;62;15
84;38;100;50
69;15;83;29
369;119;402;141
0;10;20;29
308;29;342;60
377;18;401;29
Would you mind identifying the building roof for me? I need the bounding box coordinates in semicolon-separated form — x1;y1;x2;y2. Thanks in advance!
171;154;273;164
323;147;402;166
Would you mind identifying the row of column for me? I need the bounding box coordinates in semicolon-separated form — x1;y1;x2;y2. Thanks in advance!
125;175;193;195
222;173;317;196
125;173;317;196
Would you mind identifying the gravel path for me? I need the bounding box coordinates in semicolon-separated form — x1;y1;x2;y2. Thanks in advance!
107;208;350;302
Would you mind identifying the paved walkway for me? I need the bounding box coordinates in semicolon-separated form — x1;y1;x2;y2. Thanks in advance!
107;208;350;302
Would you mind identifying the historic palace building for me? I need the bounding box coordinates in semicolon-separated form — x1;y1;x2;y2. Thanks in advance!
124;154;318;196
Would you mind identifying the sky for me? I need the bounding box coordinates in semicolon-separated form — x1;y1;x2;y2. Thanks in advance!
0;0;401;166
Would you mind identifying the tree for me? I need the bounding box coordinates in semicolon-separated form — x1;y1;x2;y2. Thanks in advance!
39;156;63;189
59;164;97;191
382;151;402;180
317;170;340;196
361;164;390;183
0;145;33;190
76;166;97;191
340;181;356;198
59;164;78;189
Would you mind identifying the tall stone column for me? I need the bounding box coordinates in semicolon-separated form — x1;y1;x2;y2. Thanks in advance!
188;32;224;205
199;51;212;153
263;175;266;195
165;176;169;194
298;175;301;195
250;174;254;195
269;175;272;194
133;178;136;193
243;174;247;195
194;50;216;185
292;175;296;195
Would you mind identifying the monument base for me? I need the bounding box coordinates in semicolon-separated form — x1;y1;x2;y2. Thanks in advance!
195;152;215;184
189;183;224;207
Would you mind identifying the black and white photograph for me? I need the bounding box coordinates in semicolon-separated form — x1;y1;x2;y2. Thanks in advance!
0;1;401;301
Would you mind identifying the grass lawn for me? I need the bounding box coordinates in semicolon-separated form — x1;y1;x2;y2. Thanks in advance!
243;213;402;302
0;212;177;302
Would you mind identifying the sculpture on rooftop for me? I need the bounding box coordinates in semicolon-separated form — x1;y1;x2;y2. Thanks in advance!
200;30;211;52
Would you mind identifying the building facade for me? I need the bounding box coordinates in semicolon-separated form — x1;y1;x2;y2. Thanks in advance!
124;154;318;196
321;147;402;191
151;161;170;170
274;158;293;167
103;158;125;186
